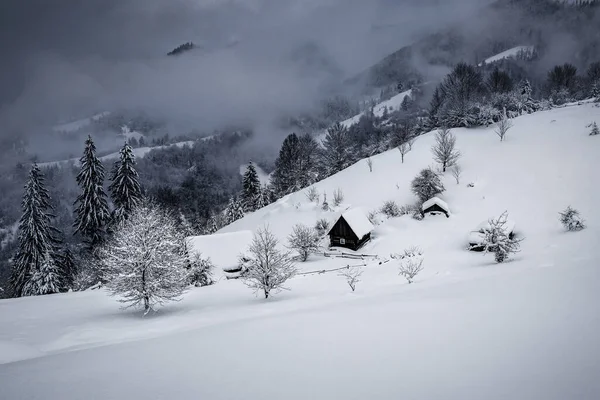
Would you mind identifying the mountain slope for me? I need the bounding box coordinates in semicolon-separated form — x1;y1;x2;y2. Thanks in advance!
0;103;599;399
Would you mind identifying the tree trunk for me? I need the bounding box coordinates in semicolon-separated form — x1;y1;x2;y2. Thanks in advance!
264;289;269;299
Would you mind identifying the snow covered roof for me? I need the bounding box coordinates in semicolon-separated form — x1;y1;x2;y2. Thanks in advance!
186;231;254;270
422;197;450;213
329;208;374;239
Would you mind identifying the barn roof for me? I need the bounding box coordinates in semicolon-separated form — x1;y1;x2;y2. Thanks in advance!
422;197;450;213
186;230;253;272
328;208;374;239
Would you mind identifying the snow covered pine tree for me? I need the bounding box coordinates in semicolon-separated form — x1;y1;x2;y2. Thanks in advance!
73;135;110;248
242;162;261;212
108;142;142;226
321;122;352;176
22;251;61;296
224;197;245;225
10;164;61;297
100;201;188;314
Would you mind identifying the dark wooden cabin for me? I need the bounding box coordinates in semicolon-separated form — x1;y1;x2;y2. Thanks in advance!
421;197;450;218
327;209;374;251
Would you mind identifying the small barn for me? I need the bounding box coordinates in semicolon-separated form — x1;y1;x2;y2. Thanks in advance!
327;208;374;251
186;230;254;279
421;197;450;218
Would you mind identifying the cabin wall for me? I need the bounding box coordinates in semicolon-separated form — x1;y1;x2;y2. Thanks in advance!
423;204;449;217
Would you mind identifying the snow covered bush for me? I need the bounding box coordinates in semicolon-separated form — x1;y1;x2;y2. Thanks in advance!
432;128;461;172
287;224;320;262
411;168;445;203
474;211;523;263
244;226;297;298
187;252;214;287
338;267;363;292
367;210;381;226
399;203;419;216
305;187;319;203
315;218;330;237
333;188;345;207
392;246;424;284
380;200;401;218
559;206;586;232
100;201;188;314
590;122;599;136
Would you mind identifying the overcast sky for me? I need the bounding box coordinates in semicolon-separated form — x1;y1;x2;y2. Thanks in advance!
0;0;489;136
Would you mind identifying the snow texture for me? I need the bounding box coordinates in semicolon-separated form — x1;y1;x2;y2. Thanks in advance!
52;112;110;133
187;231;254;277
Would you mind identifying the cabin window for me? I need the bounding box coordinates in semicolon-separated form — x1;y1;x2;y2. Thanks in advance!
339;238;346;245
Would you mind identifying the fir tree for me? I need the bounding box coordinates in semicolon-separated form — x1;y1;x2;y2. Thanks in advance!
590;122;599;136
109;142;142;225
22;251;61;296
58;247;77;291
271;133;301;197
224;197;245;225
73;136;110;248
256;185;275;209
400;95;414;111
321;122;352;176
592;81;600;102
10;164;57;297
242;162;261;212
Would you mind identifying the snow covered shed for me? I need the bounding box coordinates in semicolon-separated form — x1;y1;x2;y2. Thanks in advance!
421;197;450;218
327;208;374;251
186;230;254;279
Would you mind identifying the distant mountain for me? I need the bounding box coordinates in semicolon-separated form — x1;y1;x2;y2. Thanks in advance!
349;0;600;91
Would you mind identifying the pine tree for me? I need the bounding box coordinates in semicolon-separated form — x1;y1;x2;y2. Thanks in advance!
109;142;142;225
592;81;600;102
271;133;301;197
224;197;245;225
590;122;599;136
321;122;352;176
242;163;261;212
58;247;77;291
400;95;414;111
256;185;275;209
10;164;57;297
73;135;110;248
100;201;188;314
22;250;61;296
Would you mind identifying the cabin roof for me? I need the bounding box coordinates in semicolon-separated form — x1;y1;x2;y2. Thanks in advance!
328;208;374;239
186;230;253;270
422;197;450;213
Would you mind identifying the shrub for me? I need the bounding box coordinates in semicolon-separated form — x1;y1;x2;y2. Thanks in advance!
590;122;599;136
287;224;321;262
305;187;319;203
392;246;424;284
380;200;401;218
338;267;363;292
333;188;344;207
559;206;586;232
188;253;214;287
315;218;330;237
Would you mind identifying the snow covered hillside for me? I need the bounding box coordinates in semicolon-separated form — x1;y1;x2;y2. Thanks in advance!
38;140;196;168
1;103;599;399
479;45;535;66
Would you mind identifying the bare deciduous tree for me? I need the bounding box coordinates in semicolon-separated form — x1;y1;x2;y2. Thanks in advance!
339;267;363;292
398;142;411;163
287;224;320;262
244;226;297;298
333;188;344;207
450;164;462;184
392;246;424;284
432;128;461;172
495;109;513;141
366;157;373;172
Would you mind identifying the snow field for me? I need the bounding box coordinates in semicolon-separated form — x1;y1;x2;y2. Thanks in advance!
1;102;599;399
